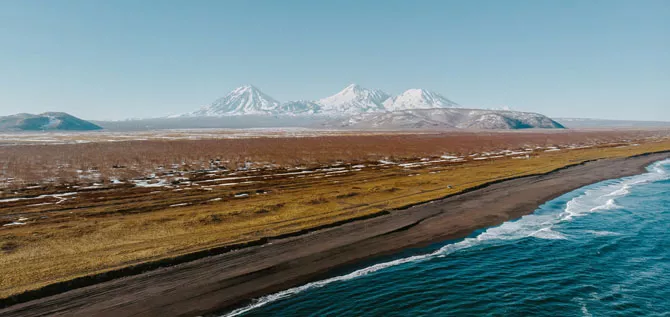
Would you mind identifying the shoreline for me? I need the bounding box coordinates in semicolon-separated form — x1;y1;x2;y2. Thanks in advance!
1;152;669;317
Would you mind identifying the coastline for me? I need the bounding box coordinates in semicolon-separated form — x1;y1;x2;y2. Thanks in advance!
1;152;669;317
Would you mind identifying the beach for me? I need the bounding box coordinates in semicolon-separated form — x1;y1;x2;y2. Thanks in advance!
1;151;667;317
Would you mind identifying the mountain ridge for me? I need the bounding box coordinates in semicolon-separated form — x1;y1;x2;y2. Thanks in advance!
179;84;459;117
326;108;565;130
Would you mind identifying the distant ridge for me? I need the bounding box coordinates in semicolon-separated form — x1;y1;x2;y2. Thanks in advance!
555;118;670;128
326;108;565;130
0;112;102;131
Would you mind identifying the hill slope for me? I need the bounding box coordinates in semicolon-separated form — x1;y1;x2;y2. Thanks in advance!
327;108;565;130
0;112;102;131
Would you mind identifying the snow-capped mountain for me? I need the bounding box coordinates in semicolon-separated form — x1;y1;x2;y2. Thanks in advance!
316;84;390;114
187;85;281;117
383;89;458;111
177;84;466;117
140;84;567;130
180;84;399;117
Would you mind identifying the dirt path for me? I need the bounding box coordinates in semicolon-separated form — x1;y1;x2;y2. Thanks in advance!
2;152;668;317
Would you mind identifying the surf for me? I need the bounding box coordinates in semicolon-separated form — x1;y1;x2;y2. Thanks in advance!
223;159;670;317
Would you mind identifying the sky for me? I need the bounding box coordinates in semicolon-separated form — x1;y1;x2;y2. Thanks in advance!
0;0;668;121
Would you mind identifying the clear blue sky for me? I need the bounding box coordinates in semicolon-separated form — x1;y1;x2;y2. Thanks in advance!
1;0;668;121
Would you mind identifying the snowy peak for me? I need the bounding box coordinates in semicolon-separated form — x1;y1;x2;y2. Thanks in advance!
383;89;459;111
190;85;281;116
341;83;362;93
317;84;390;114
180;84;461;117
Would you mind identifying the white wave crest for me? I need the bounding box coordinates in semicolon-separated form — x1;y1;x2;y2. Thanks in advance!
562;159;670;221
530;227;568;240
223;238;475;316
224;212;575;316
589;199;620;212
584;230;621;237
222;159;670;317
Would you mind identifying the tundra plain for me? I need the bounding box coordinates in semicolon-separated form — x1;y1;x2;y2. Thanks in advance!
1;129;670;300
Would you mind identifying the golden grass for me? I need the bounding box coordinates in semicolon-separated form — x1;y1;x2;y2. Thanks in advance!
1;140;669;298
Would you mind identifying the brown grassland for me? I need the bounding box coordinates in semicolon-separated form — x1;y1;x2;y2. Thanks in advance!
1;130;670;299
0;130;666;187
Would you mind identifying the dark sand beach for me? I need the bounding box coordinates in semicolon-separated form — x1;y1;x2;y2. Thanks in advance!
2;152;668;317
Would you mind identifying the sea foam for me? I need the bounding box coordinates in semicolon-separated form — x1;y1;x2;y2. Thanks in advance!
222;159;670;317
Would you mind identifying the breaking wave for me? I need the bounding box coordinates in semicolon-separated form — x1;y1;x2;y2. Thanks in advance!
222;159;670;317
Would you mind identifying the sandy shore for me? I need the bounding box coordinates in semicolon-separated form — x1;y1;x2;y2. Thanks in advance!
2;152;668;317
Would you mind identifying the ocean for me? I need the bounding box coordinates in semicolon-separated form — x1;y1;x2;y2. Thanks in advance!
225;159;670;317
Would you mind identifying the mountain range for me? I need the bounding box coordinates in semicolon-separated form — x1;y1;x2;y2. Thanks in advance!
0;85;570;132
178;84;460;117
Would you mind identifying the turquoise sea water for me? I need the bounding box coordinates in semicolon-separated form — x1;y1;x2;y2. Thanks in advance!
225;159;670;317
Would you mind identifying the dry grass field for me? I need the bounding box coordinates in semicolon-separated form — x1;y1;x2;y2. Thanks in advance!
1;129;670;299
